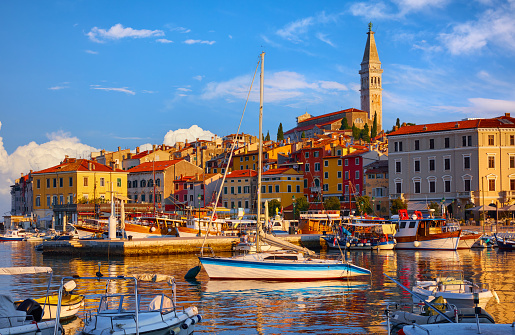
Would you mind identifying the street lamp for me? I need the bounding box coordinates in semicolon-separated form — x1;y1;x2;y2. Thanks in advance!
292;195;296;220
371;197;375;216
198;194;202;236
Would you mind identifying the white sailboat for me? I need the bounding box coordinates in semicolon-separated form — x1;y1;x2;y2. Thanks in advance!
196;52;371;281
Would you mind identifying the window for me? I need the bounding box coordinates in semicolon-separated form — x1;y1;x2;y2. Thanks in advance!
345;159;348;166
156;178;161;186
511;135;515;146
462;136;467;147
275;185;279;192
444;180;451;193
46;195;50;206
337;149;342;156
223;186;228;195
35;196;41;207
324;160;328;167
314;163;320;171
355;170;360;179
355;184;360;194
141;194;146;202
149;194;153;203
140;180;146;187
304;179;308;188
59;178;63;187
488;135;494;146
261;186;265;193
488;156;495;169
444;137;450;148
323;184;328;191
244;186;250;193
245;200;249;209
37;179;40;189
338;159;342;166
468;136;472;146
414;181;421;194
238;186;242;194
296;185;300;193
337;171;342;178
305;152;309;158
231;202;235;209
46;179;50;188
84;177;88;187
305;163;310;172
414;140;420;151
337;184;342;191
374;188;383;197
444;158;451;170
429;158;435;171
414;160;420;172
394;142;398;152
135;180;139;188
100;178;105;187
464;179;471;192
429;180;436;193
409;222;416;228
488;179;495;191
511;179;515;191
429;139;435;149
69;177;73;187
231;186;235;194
345;171;349;179
324;172;329;179
53;178;57;188
395;161;401;173
355;157;360;165
464;156;471;169
345;185;349;194
511;156;515;169
314;151;319;158
52;195;57;205
268;185;272;193
288;185;292;192
396;182;402;194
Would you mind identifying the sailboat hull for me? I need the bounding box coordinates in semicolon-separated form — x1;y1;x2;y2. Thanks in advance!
199;255;371;280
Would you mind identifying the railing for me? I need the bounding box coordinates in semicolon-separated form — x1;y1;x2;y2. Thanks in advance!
456;191;474;199
389;193;404;200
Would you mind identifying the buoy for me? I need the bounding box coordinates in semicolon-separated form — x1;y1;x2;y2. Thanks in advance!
346;243;350;248
413;241;421;247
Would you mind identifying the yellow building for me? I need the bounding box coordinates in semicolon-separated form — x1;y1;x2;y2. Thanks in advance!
32;158;128;225
322;156;343;199
261;167;303;218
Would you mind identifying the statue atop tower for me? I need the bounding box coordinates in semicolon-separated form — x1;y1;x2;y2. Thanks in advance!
359;22;383;133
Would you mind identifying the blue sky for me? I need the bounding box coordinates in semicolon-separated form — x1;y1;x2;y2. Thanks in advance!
1;0;515;215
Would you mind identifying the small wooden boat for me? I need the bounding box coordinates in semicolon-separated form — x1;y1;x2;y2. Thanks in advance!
494;233;515;250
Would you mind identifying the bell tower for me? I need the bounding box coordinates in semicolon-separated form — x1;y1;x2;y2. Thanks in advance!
359;22;383;133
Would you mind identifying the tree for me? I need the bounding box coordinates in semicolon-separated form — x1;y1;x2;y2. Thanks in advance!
396;118;401;128
428;201;441;216
340;117;349;130
352;123;360;140
265;131;270;141
324;196;341;210
361;124;371;142
355;195;373;215
371;113;377;139
295;196;309;218
277;123;284;141
390;198;407;215
268;199;281;217
301;131;306;138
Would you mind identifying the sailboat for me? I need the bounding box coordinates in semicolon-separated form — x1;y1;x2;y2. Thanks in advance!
196;52;371;281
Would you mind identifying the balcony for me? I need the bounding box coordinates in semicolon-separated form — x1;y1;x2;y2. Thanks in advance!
501;191;515;202
310;187;321;193
456;191;474;200
389;193;404;200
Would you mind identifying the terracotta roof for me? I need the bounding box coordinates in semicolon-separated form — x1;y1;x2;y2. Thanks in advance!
284;124;319;135
388;115;515;136
127;159;183;173
298;108;364;125
33;158;119;174
263;167;301;175
130;150;152;159
226;169;257;178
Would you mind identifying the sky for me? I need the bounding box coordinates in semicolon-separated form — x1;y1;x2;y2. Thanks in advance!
1;0;515;217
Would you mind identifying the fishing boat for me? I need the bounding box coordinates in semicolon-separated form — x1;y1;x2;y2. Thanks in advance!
393;210;461;250
322;218;396;251
412;270;496;309
494;233;515;250
297;210;341;234
61;272;201;335
0;229;30;241
0;267;63;335
194;52;371;282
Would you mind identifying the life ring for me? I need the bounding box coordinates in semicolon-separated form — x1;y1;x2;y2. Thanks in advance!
150;226;156;232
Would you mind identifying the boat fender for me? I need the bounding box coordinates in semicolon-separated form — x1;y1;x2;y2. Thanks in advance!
181;318;193;329
346;243;350;248
150;227;156;232
413;241;420;247
190;314;202;325
493;289;500;304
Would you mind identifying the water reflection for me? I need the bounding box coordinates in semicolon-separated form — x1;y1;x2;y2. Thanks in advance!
0;241;514;333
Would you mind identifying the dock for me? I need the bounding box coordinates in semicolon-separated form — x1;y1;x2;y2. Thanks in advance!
40;234;325;256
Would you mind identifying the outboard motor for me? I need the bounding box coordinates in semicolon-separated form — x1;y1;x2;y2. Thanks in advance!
16;299;43;322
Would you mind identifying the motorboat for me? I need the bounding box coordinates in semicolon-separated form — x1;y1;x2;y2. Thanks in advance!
0;229;30;241
412;270;496;309
494;233;515;250
0;267;63;335
63;272;201;335
457;230;483;249
392;210;461;250
399;323;515;334
15;281;84;320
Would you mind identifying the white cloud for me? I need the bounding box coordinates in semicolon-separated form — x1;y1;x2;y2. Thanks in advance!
193;75;204;81
349;2;393;20
228;35;233;39
162;125;216;146
156;38;173;44
201;70;347;103
90;86;136;95
441;98;515;117
0;125;98;216
141;90;158;94
316;33;336;47
276;17;314;43
49;85;68;90
87;23;164;43
184;39;216;45
177;87;191;92
169;26;191;33
439;3;515;55
393;0;449;14
85;50;98;54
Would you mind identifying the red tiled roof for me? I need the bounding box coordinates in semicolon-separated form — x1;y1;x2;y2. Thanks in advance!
127;160;183;173
388;115;515;136
226;169;257;178
33;158;118;174
299;108;364;125
130;150;152;159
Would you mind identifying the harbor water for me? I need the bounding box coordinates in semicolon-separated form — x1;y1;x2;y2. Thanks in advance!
1;241;514;334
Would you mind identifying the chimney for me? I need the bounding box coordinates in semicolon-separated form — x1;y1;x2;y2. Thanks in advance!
152;144;156;151
21;173;24;177
118;146;121;151
402;122;406;127
506;113;511;117
136;147;140;154
30;170;33;174
88;162;92;170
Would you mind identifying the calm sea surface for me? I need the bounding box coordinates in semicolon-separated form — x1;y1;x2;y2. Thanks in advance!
0;241;514;334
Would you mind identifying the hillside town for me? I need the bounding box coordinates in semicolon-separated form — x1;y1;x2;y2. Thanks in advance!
7;25;515;231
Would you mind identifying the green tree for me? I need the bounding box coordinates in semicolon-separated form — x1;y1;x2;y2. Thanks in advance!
428;201;441;216
390;198;407;215
355;195;373;215
268;199;281;217
361;124;371;142
295;196;309;218
323;196;341;210
277;123;284;141
371;113;377;139
340;117;349;130
352;123;360;140
265;131;270;141
396;118;400;128
301;131;306;138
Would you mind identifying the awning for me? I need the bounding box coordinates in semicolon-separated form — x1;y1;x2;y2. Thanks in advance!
0;267;53;275
466;205;497;211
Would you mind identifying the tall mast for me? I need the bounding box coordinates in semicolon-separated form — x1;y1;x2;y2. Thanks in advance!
256;52;265;253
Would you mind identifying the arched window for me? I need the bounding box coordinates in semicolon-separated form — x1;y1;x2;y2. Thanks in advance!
127;181;131;188
133;180;137;188
155;178;161;187
148;179;153;187
140;180;146;188
314;178;320;187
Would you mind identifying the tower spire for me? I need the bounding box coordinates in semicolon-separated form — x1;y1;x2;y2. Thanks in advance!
359;23;383;133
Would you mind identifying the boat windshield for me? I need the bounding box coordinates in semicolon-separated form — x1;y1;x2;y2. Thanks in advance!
98;293;174;314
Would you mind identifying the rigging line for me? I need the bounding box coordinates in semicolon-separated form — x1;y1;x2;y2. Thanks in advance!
200;57;261;253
